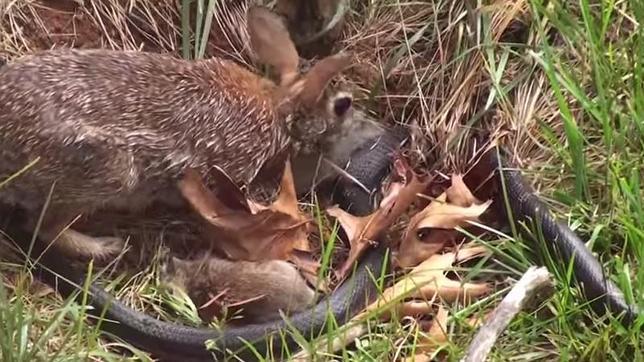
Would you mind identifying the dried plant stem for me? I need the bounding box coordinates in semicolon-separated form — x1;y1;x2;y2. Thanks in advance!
291;323;367;361
460;266;553;362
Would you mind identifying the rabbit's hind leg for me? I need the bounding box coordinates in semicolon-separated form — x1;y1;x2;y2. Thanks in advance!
26;206;125;262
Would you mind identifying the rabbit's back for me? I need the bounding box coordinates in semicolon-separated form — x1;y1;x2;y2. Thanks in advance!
0;49;289;212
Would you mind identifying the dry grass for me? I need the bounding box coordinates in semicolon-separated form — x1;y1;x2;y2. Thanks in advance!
0;0;557;170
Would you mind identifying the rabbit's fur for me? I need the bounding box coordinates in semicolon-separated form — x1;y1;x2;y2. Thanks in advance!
159;254;315;324
0;6;356;260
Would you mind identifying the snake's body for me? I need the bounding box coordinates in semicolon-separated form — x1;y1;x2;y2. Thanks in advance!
7;129;640;361
489;149;639;324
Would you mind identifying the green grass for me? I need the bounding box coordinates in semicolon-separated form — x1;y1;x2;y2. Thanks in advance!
181;0;217;60
1;0;643;361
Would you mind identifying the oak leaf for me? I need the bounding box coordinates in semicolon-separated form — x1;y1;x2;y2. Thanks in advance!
397;174;492;268
289;249;330;293
178;159;313;262
445;174;479;207
402;305;449;362
327;158;431;280
247;158;313;252
359;246;491;320
349;246;491;361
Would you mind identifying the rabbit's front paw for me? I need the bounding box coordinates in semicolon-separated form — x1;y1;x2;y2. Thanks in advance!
94;236;126;258
55;229;125;262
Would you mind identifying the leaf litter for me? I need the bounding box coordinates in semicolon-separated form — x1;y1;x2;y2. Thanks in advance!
178;159;314;263
174;154;497;354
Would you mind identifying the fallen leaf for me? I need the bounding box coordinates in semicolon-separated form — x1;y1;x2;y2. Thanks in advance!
411;195;491;230
289;249;329;293
248;159;313;252
445;174;479;207
325;206;377;268
327;157;431;280
287;248;488;362
465;311;490;329
209;164;253;212
397;175;492;268
402;305;449;362
178;159;313;262
403;351;432;362
358;246;491;320
349;247;490;361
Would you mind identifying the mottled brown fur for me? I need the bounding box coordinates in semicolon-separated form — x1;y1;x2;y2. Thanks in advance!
160;254;315;323
0;6;354;261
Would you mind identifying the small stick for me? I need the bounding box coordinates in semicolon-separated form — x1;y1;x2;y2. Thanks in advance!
291;323;367;361
461;266;553;362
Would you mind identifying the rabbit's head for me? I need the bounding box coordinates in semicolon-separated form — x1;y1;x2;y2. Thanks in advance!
159;254;191;289
246;5;355;153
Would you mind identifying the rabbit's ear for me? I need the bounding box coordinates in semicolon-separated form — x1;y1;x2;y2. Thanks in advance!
159;255;178;278
289;52;353;108
171;256;193;272
247;5;299;86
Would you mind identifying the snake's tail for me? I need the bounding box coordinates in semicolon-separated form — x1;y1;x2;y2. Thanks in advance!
487;147;640;325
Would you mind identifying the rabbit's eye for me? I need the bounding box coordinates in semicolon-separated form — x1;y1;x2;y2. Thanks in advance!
333;96;352;117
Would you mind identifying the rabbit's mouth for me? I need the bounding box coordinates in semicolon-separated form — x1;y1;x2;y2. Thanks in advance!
284;114;328;148
307;121;329;137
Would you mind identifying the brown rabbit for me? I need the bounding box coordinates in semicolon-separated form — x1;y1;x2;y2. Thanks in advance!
159;253;316;323
0;6;355;260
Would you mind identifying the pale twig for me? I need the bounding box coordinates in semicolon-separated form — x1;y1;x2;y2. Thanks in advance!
291;322;367;361
460;266;553;362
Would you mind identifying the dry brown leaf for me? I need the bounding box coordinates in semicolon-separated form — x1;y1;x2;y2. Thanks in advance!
351;247;490;361
209;164;252;212
403;352;432;362
248;159;313;252
290;249;330;293
465;311;490;329
178;160;313;262
359;246;491;320
402;305;449;362
327;158;431;280
397;175;492;268
397;300;435;316
325;206;376;271
445;174;479;207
